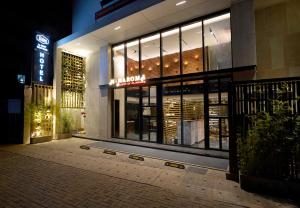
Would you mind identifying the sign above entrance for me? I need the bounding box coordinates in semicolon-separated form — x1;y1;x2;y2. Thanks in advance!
109;74;146;87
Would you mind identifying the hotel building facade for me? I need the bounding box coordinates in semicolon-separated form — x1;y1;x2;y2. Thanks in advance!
24;0;300;175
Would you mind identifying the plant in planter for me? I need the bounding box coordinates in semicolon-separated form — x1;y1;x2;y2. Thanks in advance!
57;111;74;139
29;103;53;143
237;85;300;197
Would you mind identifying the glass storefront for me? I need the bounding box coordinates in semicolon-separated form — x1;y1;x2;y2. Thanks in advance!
111;11;232;150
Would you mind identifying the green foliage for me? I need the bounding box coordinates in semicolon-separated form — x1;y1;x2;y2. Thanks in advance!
60;111;73;134
238;85;300;180
30;103;53;137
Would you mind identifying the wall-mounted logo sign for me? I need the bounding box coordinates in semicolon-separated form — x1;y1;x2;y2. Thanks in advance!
34;32;50;84
17;74;25;84
36;34;50;45
109;74;146;87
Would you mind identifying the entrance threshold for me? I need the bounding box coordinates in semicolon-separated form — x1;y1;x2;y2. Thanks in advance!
73;134;229;170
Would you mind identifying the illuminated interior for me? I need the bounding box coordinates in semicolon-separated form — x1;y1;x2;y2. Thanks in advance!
112;12;231;150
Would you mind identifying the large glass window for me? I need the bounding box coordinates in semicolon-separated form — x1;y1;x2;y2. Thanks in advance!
141;34;160;79
113;12;231;80
162;28;180;77
113;44;125;79
126;40;139;77
204;13;232;70
182;80;205;148
181;21;203;74
208;78;229;150
163;82;181;145
112;12;232;150
142;86;157;142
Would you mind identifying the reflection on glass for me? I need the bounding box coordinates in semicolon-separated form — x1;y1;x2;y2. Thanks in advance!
221;118;229;136
113;88;125;138
163;82;181;144
150;86;156;106
182;21;203;74
209;105;228;117
222;137;229;150
142;87;149;106
209;93;219;104
142;86;157;142
113;44;125;79
141;34;160;79
209;118;219;149
182;81;204;148
221;118;229;150
162;28;180;77
126;40;139;77
204;13;231;70
126;87;140;140
221;92;228;104
207;78;229;150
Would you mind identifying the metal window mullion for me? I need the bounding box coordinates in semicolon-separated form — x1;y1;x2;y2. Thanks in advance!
160;33;163;77
180;81;183;146
124;44;128;139
179;27;183;75
138;39;143;141
179;27;184;146
202;20;205;71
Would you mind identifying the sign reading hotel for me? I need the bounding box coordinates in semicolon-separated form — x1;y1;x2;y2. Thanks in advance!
33;32;50;84
109;74;146;87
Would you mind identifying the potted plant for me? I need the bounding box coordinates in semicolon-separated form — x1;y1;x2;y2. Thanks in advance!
237;86;300;199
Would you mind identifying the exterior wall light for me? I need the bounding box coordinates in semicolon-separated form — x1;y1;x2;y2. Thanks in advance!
114;26;121;30
176;1;186;6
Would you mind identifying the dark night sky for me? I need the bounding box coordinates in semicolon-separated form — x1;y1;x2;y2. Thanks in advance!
2;0;73;95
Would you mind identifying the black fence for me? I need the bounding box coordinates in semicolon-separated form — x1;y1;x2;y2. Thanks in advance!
235;78;300;116
233;77;300;180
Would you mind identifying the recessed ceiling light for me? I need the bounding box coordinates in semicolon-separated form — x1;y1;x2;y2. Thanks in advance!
176;1;186;6
114;26;121;30
76;42;81;46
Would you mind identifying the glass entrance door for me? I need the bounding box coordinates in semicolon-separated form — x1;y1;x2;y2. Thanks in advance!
142;86;157;142
207;78;230;150
126;87;140;140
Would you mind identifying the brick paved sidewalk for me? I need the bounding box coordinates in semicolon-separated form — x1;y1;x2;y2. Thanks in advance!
0;138;297;208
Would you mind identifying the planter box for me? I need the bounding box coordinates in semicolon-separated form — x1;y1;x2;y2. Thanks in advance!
30;136;52;144
57;133;72;140
239;174;300;199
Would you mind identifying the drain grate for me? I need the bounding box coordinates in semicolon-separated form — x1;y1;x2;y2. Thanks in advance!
165;162;185;169
80;145;90;150
129;155;144;161
103;149;116;155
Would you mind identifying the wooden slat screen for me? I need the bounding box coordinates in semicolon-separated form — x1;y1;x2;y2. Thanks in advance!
61;52;86;108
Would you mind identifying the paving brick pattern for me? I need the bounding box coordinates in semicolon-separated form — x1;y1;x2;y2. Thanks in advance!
0;138;297;208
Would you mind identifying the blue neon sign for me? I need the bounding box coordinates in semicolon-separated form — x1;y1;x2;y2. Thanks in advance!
34;32;50;84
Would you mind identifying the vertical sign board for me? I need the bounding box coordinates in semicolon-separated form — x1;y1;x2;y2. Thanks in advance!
33;32;50;84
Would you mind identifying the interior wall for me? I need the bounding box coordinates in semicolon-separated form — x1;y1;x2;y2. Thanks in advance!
255;0;300;79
